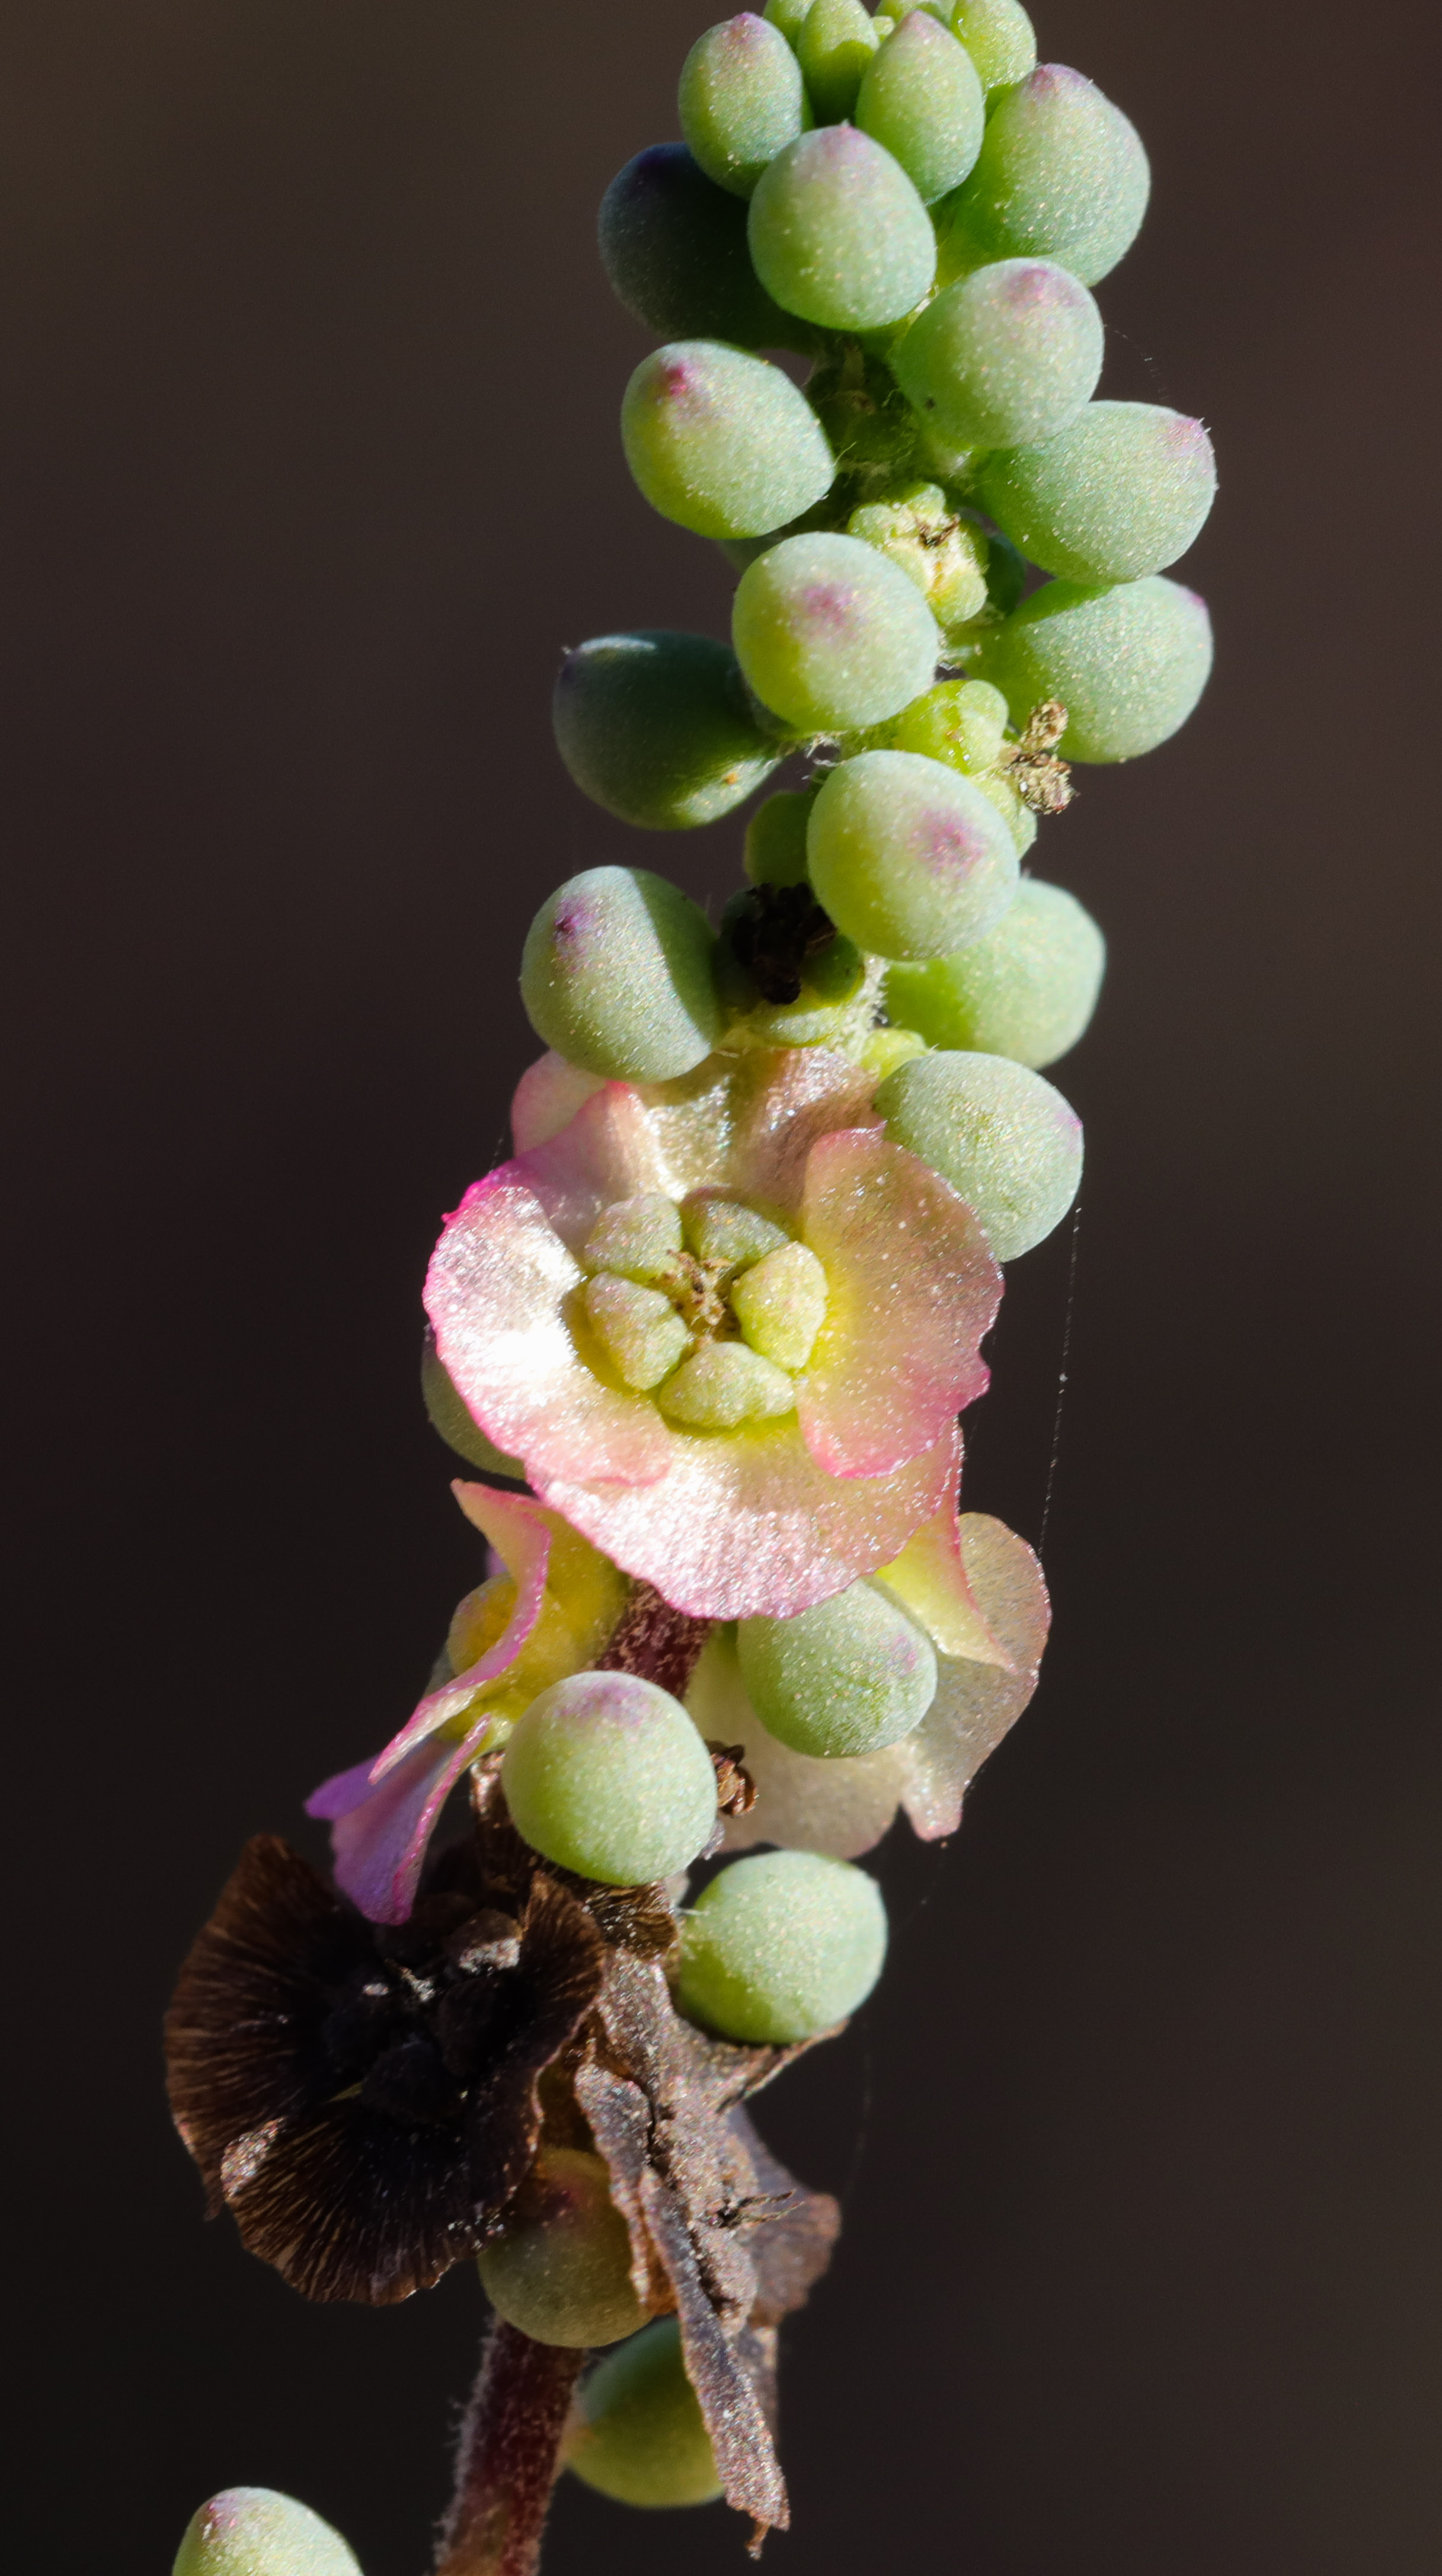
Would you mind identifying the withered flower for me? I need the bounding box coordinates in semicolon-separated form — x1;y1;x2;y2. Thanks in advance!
165;1820;605;2305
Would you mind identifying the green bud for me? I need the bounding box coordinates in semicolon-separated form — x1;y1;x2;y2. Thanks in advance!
796;0;880;122
621;341;834;540
748;126;935;332
565;2318;722;2507
979;575;1213;763
599;145;805;351
738;1577;937;1755
875;1046;1083;1257
676;1849;888;2041
680;12;812;196
172;2491;360;2576
949;0;1037;95
885;877;1105;1068
520;867;720;1082
477;2148;651;2348
856;8;985;204
744;785;817;886
553;631;781;828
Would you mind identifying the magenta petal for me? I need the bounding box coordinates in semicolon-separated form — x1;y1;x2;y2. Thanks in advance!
305;1753;386;1826
314;1729;484;1925
369;1484;554;1781
426;1166;673;1490
536;1418;961;1621
797;1129;1002;1478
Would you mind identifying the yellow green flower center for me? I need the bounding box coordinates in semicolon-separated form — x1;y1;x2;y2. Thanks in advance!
574;1189;829;1430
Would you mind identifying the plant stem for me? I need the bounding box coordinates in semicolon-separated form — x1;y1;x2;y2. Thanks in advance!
435;2322;584;2576
596;1579;711;1698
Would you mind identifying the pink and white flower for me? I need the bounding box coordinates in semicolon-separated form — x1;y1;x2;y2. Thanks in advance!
424;1048;1003;1621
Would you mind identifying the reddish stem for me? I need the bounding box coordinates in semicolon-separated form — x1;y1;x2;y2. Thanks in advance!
435;2322;584;2576
596;1580;711;1698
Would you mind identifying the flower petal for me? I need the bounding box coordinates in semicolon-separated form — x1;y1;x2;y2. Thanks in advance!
872;1500;1014;1666
311;1727;485;1926
511;1051;604;1151
365;1484;556;1778
797;1129;1002;1477
426;1166;672;1488
537;1418;962;1621
571;1049;880;1215
896;1513;1050;1840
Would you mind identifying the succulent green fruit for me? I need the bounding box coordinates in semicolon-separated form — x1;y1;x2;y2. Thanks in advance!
945;63;1149;287
876;1045;1083;1257
796;0;880;123
893;258;1103;453
748;125;935;331
733;532;941;733
477;2149;651;2348
738;1578;937;1756
565;2318;722;2508
598;145;807;351
502;1671;718;1886
856;8;985;204
976;400;1217;584
980;575;1213;763
622;341;835;540
677;1849;888;2041
553;631;781;828
520;867;720;1082
885;876;1105;1067
172;2491;360;2576
679;12;813;197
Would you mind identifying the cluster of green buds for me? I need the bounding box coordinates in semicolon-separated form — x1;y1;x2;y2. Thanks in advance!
168;4;1213;2567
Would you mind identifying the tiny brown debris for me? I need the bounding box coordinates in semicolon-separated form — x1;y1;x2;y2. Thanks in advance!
997;697;1076;814
707;1740;758;1817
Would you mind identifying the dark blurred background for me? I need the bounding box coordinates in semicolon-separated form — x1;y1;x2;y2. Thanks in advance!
5;1;1440;2568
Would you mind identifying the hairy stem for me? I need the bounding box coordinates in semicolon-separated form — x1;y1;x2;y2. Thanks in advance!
596;1579;711;1698
436;2322;584;2576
